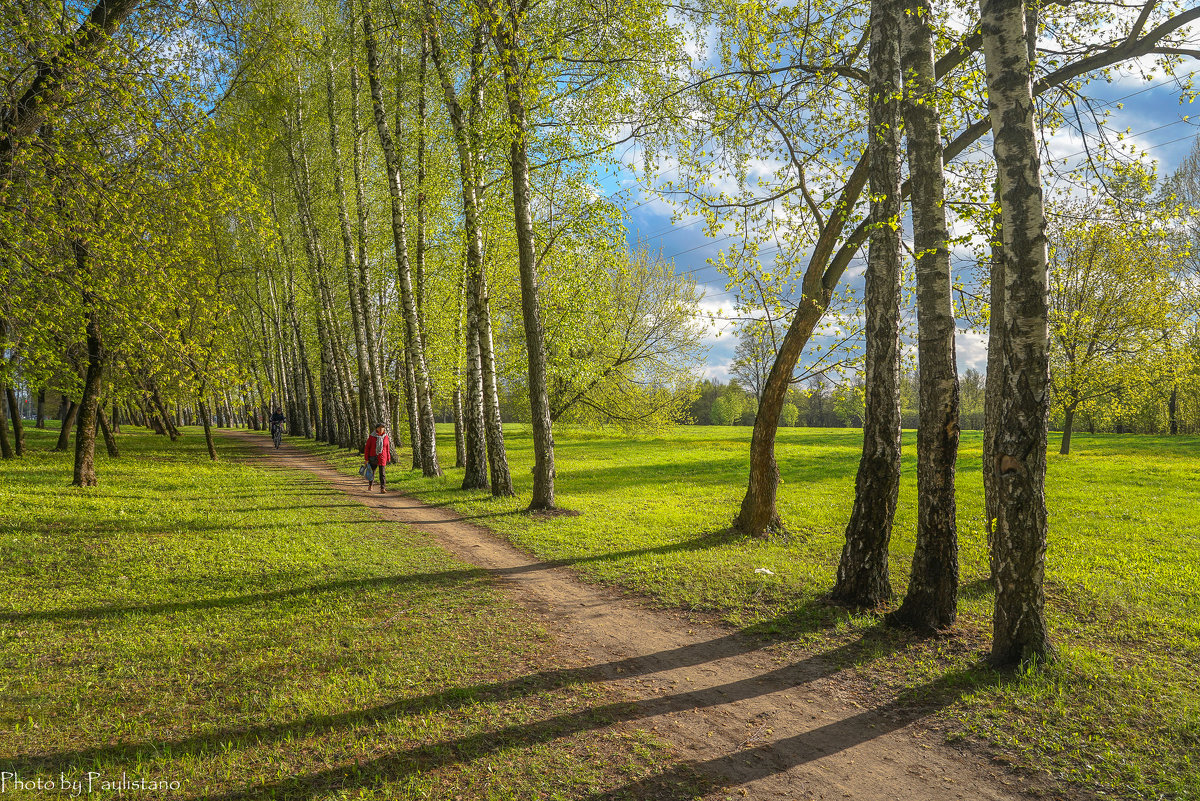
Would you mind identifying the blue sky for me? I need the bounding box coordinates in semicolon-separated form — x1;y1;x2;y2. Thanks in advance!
605;61;1200;383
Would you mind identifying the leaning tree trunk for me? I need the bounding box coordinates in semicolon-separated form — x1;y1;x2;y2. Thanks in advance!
493;15;556;510
981;0;1054;667
55;400;79;451
888;0;962;632
363;3;441;477
150;386;181;441
412;29;437;436
830;0;904;609
73;285;104;487
97;406;119;458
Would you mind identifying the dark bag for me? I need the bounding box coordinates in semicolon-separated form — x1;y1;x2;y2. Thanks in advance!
368;454;379;468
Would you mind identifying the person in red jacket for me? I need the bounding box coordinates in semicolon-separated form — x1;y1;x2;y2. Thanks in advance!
364;423;391;493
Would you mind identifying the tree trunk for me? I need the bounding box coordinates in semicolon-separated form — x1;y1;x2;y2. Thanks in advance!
734;299;829;535
363;4;441;476
285;268;316;440
830;0;904;609
199;399;218;461
428;19;509;494
452;266;467;470
35;389;45;428
0;382;12;459
981;0;1054;667
404;352;422;469
283;97;357;450
5;385;25;456
889;0;962;632
493;15;555;510
110;400;120;432
462;315;489;489
1059;402;1076;455
327;51;377;453
73;285;104;487
97;406;119;458
55;400;79;451
348;35;395;458
478;274;514;496
1168;385;1178;435
150;386;180;441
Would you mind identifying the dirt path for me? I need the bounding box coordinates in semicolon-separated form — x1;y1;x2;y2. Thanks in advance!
228;430;1034;801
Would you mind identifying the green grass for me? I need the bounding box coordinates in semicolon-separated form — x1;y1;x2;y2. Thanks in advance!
301;424;1200;800
0;426;702;800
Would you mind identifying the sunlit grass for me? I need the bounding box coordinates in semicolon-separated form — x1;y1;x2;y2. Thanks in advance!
0;426;690;800
304;423;1200;800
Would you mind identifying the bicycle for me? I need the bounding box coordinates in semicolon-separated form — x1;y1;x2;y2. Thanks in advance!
271;421;283;449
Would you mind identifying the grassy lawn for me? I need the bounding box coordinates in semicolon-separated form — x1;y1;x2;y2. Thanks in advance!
301;424;1200;800
0;426;695;800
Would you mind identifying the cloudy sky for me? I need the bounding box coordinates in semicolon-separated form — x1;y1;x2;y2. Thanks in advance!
603;59;1200;383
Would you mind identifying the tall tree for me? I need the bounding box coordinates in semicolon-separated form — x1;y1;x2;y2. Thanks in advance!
980;0;1054;666
830;0;904;605
888;0;961;632
485;0;558;510
362;0;442;477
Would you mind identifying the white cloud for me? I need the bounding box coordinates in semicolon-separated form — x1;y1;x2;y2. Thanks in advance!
956;328;989;373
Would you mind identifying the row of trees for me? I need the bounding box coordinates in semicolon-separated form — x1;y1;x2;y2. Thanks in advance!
0;0;707;492
3;0;1198;672
644;0;1199;668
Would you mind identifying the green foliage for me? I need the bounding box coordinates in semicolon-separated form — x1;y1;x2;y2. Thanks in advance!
309;424;1200;801
831;382;865;428
543;247;706;431
1047;165;1187;433
708;392;743;425
779;402;799;427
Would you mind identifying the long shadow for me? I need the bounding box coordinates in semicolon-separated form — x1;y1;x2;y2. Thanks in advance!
579;666;1000;801
527;456;861;498
0;529;743;625
3;620;923;797
393;509;525;525
0;571;485;623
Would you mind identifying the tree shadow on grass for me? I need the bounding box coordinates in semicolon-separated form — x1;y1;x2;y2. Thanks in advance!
0;571;488;623
0;529;744;624
2;618;984;801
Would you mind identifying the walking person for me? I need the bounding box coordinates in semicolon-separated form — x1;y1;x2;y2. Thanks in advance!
364;423;390;493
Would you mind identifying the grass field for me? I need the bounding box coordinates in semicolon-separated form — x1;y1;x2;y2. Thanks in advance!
302;424;1200;800
0;427;696;800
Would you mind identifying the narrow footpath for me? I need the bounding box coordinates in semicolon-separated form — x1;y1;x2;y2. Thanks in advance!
227;430;1040;801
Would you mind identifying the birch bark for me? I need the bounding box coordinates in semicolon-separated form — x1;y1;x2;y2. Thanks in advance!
831;0;903;606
